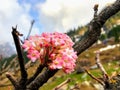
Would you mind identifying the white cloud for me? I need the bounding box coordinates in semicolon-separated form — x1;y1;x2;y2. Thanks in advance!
0;0;116;45
36;0;116;33
0;0;39;44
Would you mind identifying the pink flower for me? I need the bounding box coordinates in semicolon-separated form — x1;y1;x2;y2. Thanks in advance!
22;32;78;73
27;50;40;62
49;57;63;69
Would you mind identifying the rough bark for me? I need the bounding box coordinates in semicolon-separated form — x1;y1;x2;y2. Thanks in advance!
27;69;58;90
73;0;120;55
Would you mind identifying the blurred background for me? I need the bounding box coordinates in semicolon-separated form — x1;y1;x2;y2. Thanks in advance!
0;0;119;90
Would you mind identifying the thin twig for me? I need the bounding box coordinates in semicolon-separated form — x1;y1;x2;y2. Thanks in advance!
26;20;35;40
93;4;99;18
6;72;18;87
95;51;109;80
0;84;12;87
0;57;17;74
53;78;71;90
84;68;105;86
95;51;110;88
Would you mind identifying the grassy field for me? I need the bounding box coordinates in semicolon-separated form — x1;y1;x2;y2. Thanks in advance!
0;42;120;90
40;60;120;90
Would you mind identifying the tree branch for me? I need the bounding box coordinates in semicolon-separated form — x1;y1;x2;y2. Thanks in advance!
73;0;120;55
84;68;105;86
54;78;71;90
26;64;44;85
7;0;120;90
95;51;109;80
26;20;35;40
27;68;58;90
6;72;18;88
12;26;28;85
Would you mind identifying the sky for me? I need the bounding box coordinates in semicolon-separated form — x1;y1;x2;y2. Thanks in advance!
0;0;116;45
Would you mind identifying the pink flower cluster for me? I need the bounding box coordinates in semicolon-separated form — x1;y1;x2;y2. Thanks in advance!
22;32;77;73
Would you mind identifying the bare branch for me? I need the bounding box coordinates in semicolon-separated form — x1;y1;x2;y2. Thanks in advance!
0;57;17;74
6;72;18;87
95;51;111;89
26;64;44;85
93;4;99;17
95;51;109;80
0;84;12;87
12;27;28;85
84;68;105;86
26;20;35;40
53;78;71;90
7;0;120;90
27;68;58;90
73;0;120;55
